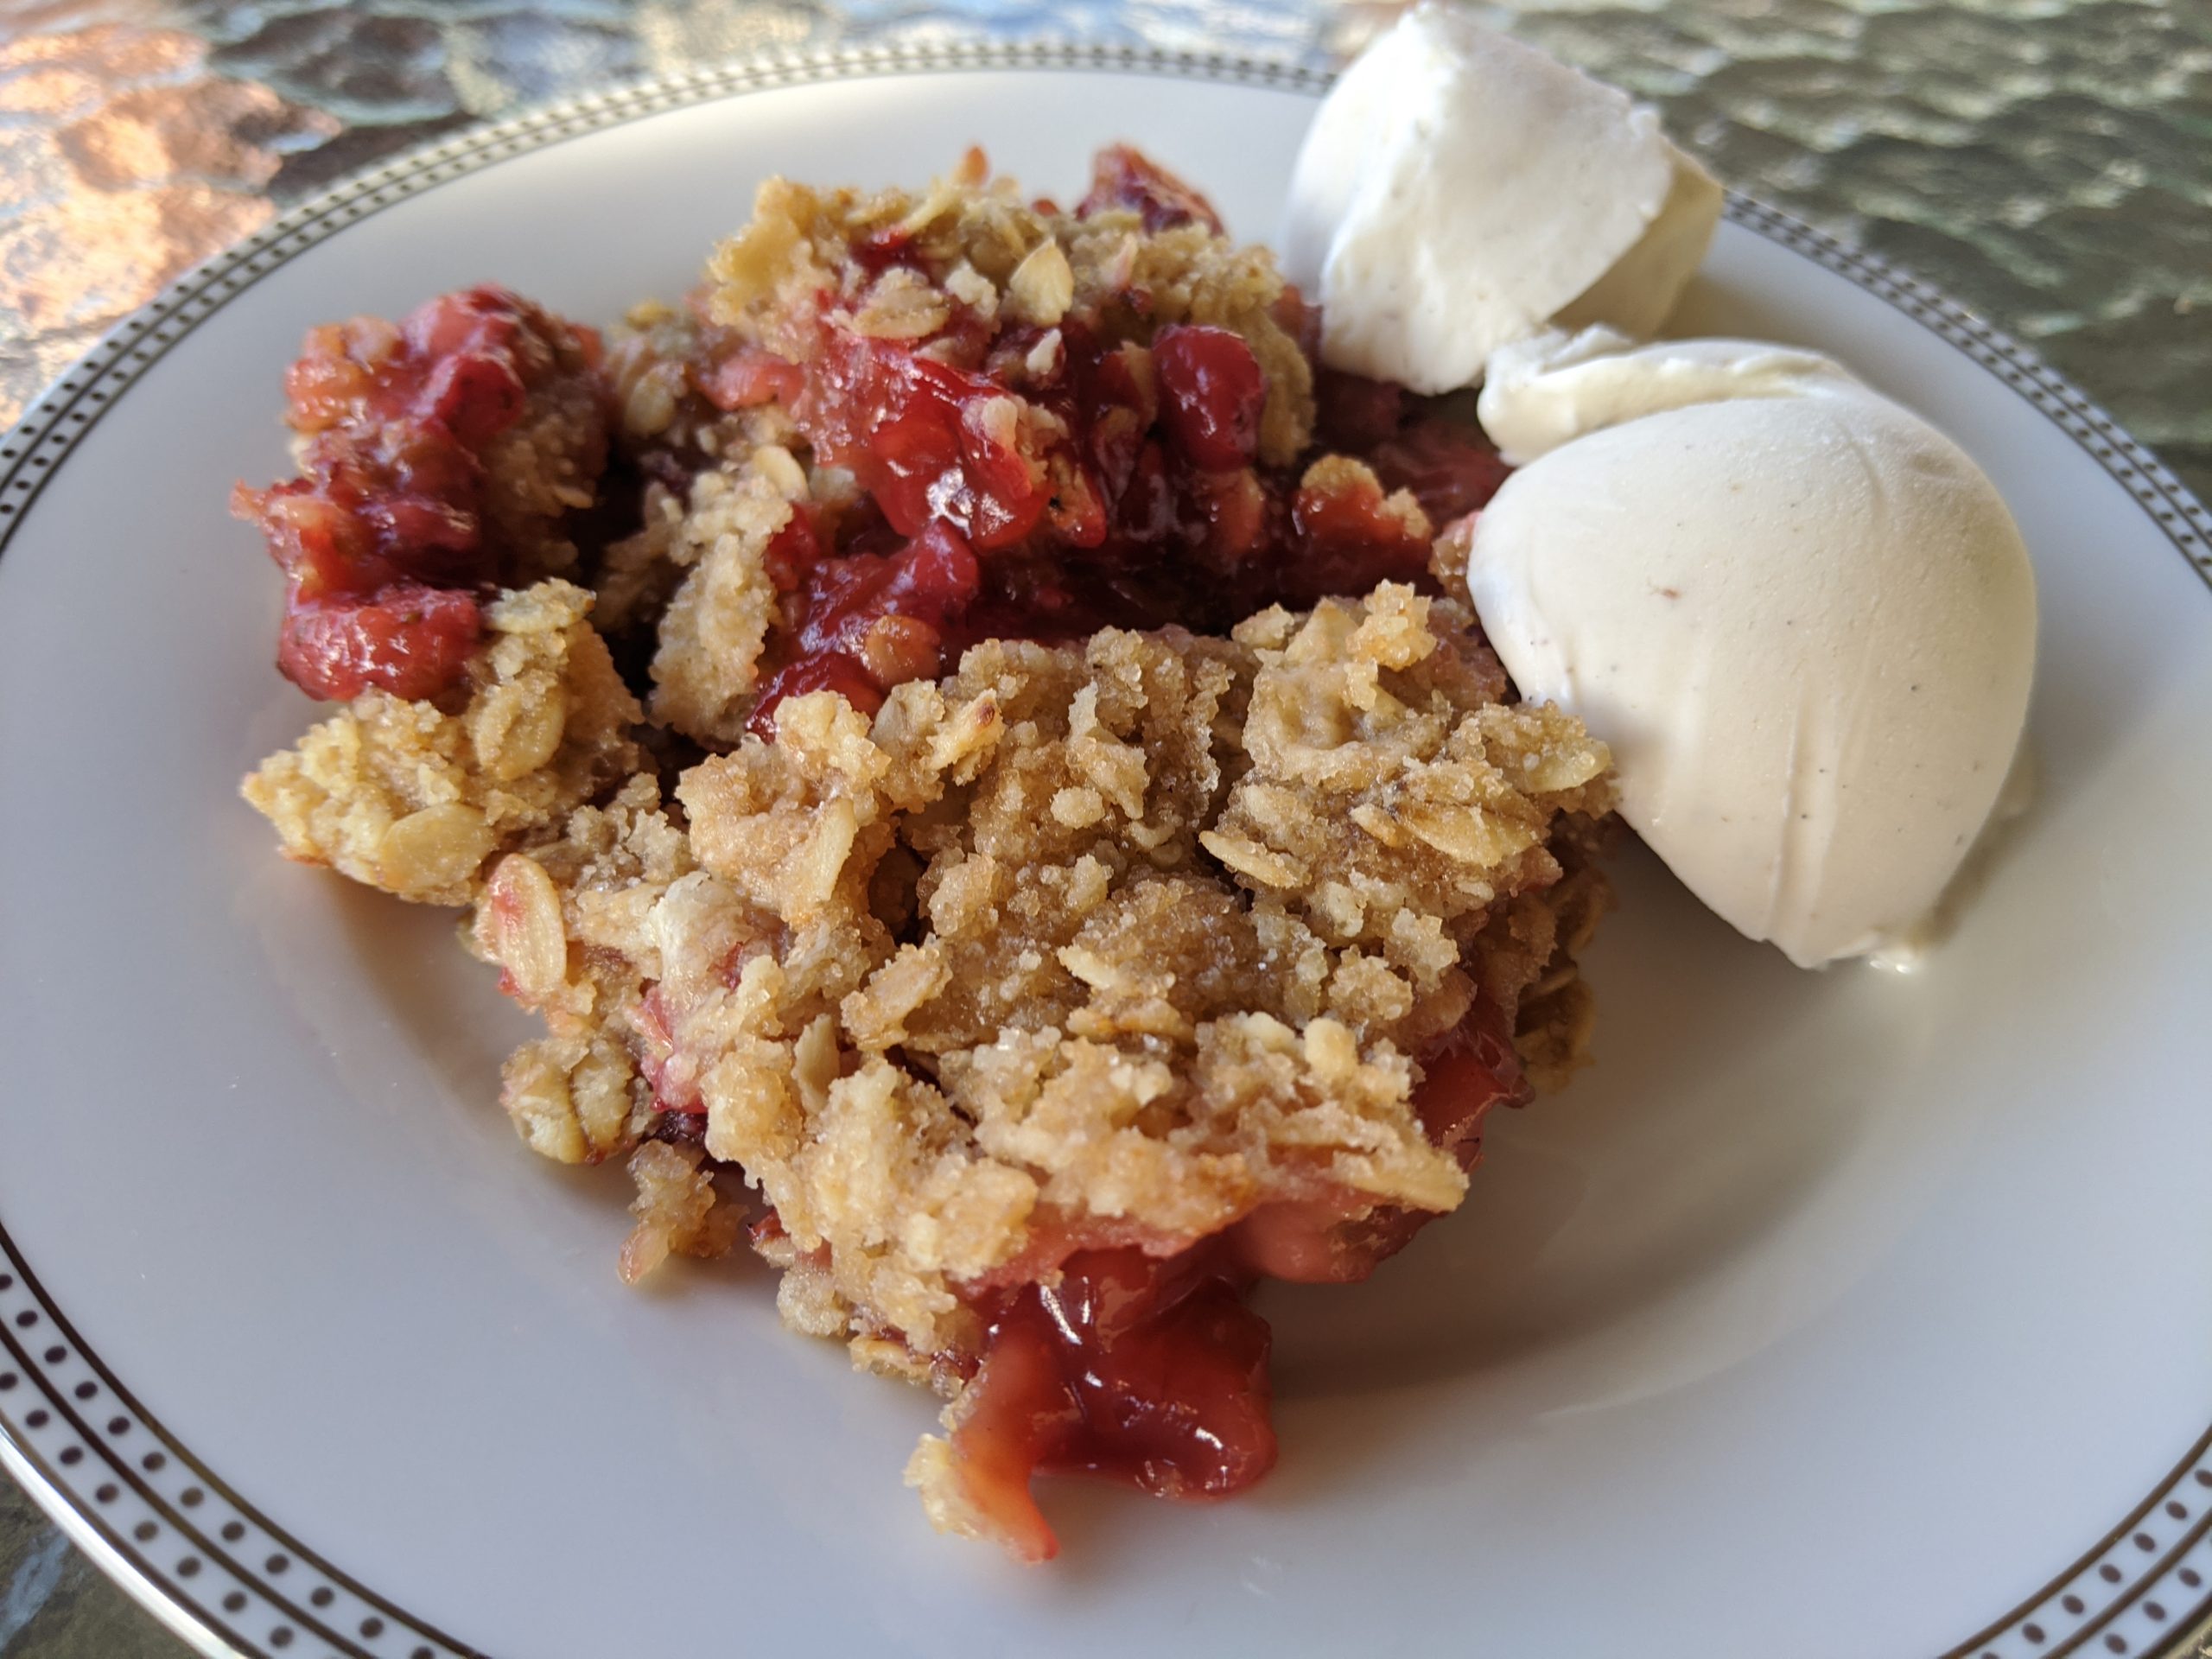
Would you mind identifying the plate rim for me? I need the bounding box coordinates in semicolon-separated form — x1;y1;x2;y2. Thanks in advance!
1;37;2208;1659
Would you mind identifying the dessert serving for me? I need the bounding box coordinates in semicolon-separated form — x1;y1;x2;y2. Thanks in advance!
233;3;2035;1564
237;138;1615;1558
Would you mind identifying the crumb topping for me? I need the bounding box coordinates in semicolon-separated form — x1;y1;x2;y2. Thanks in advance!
235;143;1618;1559
438;588;1607;1357
242;582;641;905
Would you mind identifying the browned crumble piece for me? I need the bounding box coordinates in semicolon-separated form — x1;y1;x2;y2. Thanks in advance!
1504;842;1611;1093
645;448;812;746
469;772;693;1164
577;587;1618;1364
620;1141;743;1284
476;338;612;585
241;581;643;905
1206;586;1611;1052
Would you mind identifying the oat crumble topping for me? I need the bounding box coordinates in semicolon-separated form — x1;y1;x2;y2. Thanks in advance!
234;144;1617;1560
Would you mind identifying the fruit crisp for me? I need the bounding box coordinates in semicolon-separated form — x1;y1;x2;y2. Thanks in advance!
238;145;1615;1560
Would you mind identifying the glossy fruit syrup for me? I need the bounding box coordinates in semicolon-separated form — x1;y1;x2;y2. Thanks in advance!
940;995;1531;1560
236;286;607;701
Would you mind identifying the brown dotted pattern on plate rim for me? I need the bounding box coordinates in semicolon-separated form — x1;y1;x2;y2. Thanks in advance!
0;37;2209;1659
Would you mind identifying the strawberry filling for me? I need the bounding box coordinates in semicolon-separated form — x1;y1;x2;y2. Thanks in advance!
944;1243;1274;1564
729;302;1510;734
1077;143;1228;235
937;995;1529;1557
236;285;607;701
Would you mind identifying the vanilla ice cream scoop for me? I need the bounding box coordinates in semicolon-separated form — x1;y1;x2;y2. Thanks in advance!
1465;329;2038;967
1280;4;1722;393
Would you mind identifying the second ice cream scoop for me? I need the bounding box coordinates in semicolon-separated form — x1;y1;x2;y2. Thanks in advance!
1465;330;2039;968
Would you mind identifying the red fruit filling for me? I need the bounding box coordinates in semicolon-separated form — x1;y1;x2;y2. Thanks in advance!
701;343;807;412
1153;323;1267;470
938;995;1529;1556
272;582;484;707
721;308;1509;724
1077;143;1226;235
1313;367;1405;453
1370;416;1515;531
236;285;607;701
944;1243;1275;1564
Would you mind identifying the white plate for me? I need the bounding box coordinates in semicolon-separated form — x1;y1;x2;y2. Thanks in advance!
3;42;2210;1659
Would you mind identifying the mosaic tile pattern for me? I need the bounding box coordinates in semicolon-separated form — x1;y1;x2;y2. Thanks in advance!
0;2;2206;1653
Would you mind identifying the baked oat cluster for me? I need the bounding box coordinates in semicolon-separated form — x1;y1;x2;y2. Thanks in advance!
238;144;1616;1560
